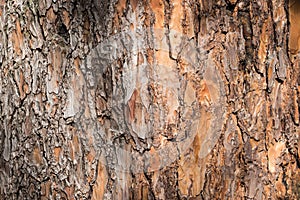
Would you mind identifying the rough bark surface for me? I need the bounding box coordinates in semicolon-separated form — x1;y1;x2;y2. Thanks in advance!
0;0;300;199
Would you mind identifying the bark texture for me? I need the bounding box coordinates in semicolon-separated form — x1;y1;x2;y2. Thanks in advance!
0;0;300;199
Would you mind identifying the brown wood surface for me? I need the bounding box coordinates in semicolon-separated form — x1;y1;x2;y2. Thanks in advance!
0;0;300;199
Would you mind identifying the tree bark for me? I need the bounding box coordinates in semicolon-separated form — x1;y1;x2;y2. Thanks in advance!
0;0;300;199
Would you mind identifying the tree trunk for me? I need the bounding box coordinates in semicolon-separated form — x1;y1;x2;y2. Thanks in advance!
0;0;299;199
